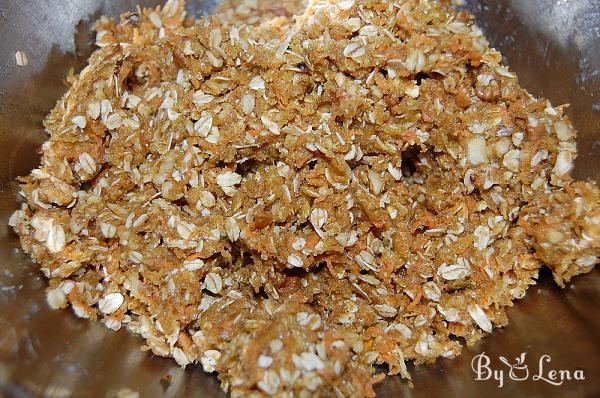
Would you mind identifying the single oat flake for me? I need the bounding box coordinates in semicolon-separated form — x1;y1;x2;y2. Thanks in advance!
15;50;28;67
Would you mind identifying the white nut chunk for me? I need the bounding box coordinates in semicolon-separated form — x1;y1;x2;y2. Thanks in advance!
200;349;221;373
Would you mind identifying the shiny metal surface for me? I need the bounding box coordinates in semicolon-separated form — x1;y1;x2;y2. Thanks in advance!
0;1;598;397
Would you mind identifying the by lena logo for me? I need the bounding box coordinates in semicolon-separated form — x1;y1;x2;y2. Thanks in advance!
471;352;585;388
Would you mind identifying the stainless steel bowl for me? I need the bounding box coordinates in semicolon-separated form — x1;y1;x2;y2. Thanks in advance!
0;1;599;397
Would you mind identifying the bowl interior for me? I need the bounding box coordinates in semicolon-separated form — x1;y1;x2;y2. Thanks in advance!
0;1;598;397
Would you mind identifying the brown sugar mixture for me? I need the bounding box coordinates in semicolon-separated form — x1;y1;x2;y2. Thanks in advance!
9;0;600;396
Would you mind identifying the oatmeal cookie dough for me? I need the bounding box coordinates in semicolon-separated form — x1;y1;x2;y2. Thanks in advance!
216;0;308;28
10;0;600;397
